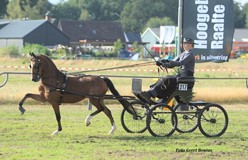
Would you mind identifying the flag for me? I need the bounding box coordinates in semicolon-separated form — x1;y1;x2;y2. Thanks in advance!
182;0;234;62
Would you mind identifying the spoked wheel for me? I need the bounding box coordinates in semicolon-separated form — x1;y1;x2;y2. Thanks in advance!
174;103;199;133
198;104;228;137
146;103;177;137
121;100;149;133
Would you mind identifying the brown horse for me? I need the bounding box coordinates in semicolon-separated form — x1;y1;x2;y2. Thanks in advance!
19;53;133;135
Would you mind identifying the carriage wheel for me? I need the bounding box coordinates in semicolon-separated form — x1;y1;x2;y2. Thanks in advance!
174;104;199;133
198;104;228;137
121;100;149;133
146;103;177;137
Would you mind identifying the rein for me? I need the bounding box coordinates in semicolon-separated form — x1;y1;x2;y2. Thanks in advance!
30;53;171;102
42;79;136;100
68;61;154;75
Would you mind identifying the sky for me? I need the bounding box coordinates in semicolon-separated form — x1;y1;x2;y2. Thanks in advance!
233;0;248;5
236;0;248;6
48;0;67;4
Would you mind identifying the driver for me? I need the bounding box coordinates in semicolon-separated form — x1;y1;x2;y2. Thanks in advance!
140;37;196;102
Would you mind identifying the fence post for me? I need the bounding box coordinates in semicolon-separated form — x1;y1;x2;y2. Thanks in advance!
246;78;248;89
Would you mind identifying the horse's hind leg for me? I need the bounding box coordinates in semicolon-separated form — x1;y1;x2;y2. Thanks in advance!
102;106;116;134
85;98;104;126
85;108;103;126
19;93;46;114
85;98;116;134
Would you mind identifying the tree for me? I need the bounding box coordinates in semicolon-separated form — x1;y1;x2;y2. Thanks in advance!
7;0;52;19
233;2;246;28
243;3;248;28
67;0;84;7
79;9;90;20
99;0;129;20
0;0;9;18
22;43;50;56
121;0;150;32
114;39;123;53
64;0;90;20
81;0;127;20
83;0;102;20
52;2;81;20
121;0;178;32
66;0;129;20
143;17;175;31
132;41;141;53
19;0;39;11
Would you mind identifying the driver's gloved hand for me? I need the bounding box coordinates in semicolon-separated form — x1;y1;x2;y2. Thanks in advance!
156;61;163;66
161;59;170;63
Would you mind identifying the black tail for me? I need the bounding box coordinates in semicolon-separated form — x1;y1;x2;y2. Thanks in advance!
103;77;135;115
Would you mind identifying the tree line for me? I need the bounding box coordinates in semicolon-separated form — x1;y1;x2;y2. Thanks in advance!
0;0;248;32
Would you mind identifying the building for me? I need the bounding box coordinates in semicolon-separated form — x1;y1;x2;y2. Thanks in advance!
57;20;126;52
0;19;70;49
141;26;176;58
232;28;248;51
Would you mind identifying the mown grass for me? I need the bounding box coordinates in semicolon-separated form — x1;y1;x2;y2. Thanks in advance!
0;57;248;159
0;104;247;160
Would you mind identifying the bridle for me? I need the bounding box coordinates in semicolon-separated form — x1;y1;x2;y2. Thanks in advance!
30;57;42;82
29;54;64;83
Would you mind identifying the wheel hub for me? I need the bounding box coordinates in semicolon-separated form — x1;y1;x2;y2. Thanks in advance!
183;115;189;120
158;119;165;123
210;118;216;123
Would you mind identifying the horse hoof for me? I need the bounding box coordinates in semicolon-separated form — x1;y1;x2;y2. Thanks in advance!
85;115;92;126
51;130;60;135
85;122;91;126
108;124;117;135
19;107;26;115
108;130;115;135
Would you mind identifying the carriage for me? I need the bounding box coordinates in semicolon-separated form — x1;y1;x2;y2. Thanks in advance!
21;53;228;137
121;76;229;137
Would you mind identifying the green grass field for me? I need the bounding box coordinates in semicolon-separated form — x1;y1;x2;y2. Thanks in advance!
0;104;247;160
0;57;248;159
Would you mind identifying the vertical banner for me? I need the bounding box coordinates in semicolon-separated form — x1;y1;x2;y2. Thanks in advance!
182;0;234;62
160;26;176;44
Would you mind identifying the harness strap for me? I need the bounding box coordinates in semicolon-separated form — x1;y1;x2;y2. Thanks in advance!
161;78;167;90
59;72;68;105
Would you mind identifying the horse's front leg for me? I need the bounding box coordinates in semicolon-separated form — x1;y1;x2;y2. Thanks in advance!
51;104;62;135
19;93;46;114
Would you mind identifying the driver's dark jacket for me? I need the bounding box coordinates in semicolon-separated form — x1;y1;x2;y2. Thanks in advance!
164;49;195;76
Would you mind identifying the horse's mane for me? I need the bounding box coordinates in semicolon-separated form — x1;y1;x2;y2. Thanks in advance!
38;54;59;71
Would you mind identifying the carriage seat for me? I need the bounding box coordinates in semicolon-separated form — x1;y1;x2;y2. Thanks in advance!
173;76;195;103
177;76;195;83
176;76;195;90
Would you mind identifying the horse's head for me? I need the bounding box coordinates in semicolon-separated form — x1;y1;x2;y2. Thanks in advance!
29;53;42;82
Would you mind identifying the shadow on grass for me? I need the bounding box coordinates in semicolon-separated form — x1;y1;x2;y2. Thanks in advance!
111;133;202;141
111;130;246;142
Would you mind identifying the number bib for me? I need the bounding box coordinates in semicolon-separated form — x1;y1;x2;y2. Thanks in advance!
178;83;188;91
